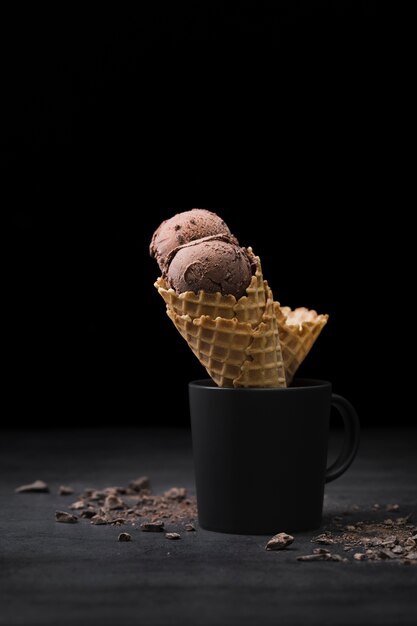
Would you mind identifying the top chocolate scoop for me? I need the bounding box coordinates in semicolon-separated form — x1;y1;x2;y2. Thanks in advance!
150;208;235;271
166;235;253;299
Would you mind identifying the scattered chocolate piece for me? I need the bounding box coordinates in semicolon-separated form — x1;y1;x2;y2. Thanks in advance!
312;533;335;545
15;480;49;493
140;521;164;532
381;535;397;546
166;532;181;540
112;518;126;526
104;495;124;510
90;515;108;525
404;538;416;549
70;501;85;510
58;485;74;496
89;490;107;501
129;477;151;492
118;532;131;542
405;551;417;560
185;523;196;531
384;518;394;526
345;525;356;532
80;509;96;519
297;550;345;562
354;553;367;561
386;503;400;512
55;511;78;523
164;487;187;501
265;532;294;551
377;549;396;560
372;504;381;511
392;545;404;554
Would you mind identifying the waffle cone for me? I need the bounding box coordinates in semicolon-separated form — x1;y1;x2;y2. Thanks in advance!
155;251;286;387
274;303;328;384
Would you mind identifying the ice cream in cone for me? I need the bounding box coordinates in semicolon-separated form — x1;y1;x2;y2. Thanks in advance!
150;209;327;387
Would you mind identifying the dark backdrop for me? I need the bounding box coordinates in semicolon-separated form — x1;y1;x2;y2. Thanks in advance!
5;3;402;427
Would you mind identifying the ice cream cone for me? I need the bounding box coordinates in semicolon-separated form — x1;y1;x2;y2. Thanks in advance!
274;303;328;384
155;252;286;388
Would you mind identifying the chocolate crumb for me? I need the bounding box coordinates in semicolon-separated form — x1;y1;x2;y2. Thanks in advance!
118;532;131;542
297;551;345;562
164;487;187;501
166;532;181;540
185;523;196;531
55;510;78;523
386;503;400;512
354;553;367;561
15;480;49;493
90;515;108;525
265;532;294;551
80;509;96;519
104;495;124;510
58;485;74;496
70;500;85;510
140;521;164;532
312;534;335;545
129;477;151;492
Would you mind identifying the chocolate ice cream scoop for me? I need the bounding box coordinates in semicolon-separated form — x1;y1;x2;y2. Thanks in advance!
150;209;235;271
166;236;253;299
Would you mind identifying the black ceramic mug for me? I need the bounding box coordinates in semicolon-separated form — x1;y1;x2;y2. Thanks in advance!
189;378;360;534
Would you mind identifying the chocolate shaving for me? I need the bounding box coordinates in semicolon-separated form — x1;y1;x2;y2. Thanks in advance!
70;501;85;510
140;521;164;532
58;485;74;496
15;480;49;493
166;532;181;540
55;511;78;523
104;495;124;510
265;532;294;551
90;515;108;525
129;477;151;492
118;532;131;542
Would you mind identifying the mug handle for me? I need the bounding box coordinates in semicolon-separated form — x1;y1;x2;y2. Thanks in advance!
325;394;360;483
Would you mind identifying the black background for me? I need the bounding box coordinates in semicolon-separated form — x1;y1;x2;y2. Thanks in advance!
4;2;402;428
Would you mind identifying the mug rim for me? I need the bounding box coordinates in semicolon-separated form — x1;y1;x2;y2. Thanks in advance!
189;378;331;391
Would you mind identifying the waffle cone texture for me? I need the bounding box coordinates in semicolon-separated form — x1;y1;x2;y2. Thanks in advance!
155;250;328;388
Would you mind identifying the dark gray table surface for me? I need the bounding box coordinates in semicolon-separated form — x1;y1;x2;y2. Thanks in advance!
1;428;416;626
